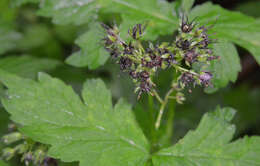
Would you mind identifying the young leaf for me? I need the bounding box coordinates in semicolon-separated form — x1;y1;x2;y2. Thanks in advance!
0;55;61;79
205;41;241;93
152;107;260;166
189;2;260;65
65;23;109;69
0;70;150;166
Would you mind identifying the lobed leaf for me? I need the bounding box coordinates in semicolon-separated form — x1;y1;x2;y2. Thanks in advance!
189;2;260;65
0;70;149;166
152;107;260;166
206;41;241;92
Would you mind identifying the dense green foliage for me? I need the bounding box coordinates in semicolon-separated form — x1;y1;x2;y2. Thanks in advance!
0;0;260;166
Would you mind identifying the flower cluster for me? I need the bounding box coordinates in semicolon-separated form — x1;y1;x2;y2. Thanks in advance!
1;124;57;166
102;16;218;100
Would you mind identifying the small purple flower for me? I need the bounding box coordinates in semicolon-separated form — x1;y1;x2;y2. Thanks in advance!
199;72;212;87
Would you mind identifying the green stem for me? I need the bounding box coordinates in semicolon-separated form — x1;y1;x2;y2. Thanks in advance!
175;65;199;76
152;89;163;104
155;87;175;130
162;99;175;146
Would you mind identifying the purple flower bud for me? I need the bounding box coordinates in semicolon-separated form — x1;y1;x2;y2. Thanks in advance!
109;48;120;58
206;49;213;55
176;39;191;50
123;43;134;55
152;56;162;67
128;24;146;39
129;70;138;79
180;72;195;86
140;81;152;93
119;57;132;71
103;37;113;47
184;50;198;64
164;53;177;66
199;72;212;87
181;16;196;33
198;38;210;49
138;71;150;81
207;56;219;61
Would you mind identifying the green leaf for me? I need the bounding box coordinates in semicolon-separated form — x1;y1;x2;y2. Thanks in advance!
37;0;99;25
152;107;260;166
0;55;61;79
189;2;260;65
206;41;241;93
0;160;9;166
17;24;52;51
179;0;195;14
101;0;179;40
0;27;22;55
0;70;150;166
65;23;108;69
